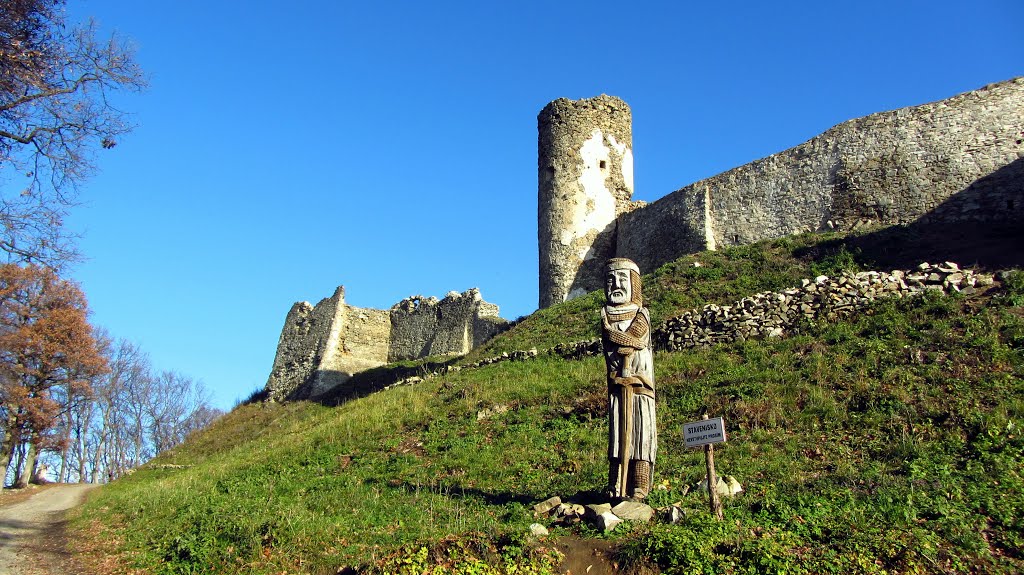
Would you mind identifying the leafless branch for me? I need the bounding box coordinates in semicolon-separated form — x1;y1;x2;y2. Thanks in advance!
0;3;146;268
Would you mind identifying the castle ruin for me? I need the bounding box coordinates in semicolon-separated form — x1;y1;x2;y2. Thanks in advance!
539;78;1024;308
265;77;1022;402
264;287;507;401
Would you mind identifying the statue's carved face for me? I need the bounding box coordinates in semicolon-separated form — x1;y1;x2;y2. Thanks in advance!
606;269;632;306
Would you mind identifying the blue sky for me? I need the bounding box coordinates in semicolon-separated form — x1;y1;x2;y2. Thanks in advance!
53;1;1023;408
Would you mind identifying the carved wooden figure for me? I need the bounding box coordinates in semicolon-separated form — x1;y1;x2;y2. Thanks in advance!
601;258;657;500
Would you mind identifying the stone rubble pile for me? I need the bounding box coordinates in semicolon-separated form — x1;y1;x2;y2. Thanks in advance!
531;496;653;533
384;263;993;390
531;475;745;533
656;262;992;351
551;339;603;360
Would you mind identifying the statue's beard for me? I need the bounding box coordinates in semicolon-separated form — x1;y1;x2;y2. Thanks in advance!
608;290;629;305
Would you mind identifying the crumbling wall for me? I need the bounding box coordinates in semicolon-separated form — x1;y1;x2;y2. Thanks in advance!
305;304;392;399
264;287;354;402
264;287;507;401
389;288;509;361
656;263;989;350
617;78;1023;276
381;263;996;392
472;299;507;349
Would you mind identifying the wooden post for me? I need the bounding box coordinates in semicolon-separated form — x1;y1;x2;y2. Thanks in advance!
703;414;724;521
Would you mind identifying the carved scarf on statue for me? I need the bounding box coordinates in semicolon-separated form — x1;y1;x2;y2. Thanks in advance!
602;301;653;391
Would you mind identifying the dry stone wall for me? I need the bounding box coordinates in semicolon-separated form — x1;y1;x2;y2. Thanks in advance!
264;287;507;401
655;262;991;351
542;78;1023;305
384;263;996;390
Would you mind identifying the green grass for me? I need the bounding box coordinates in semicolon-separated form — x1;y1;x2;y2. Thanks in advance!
623;291;1024;574
72;235;1024;575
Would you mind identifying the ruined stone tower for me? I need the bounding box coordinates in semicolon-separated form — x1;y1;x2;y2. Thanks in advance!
538;95;637;309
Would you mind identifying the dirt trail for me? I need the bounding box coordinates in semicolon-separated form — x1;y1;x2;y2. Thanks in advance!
0;484;97;575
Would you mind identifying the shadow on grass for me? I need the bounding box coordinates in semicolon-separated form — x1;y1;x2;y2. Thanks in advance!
366;477;609;509
311;358;462;407
796;220;1024;272
243;358;464;407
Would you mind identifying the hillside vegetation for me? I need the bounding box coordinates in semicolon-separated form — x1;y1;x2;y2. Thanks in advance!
72;230;1024;575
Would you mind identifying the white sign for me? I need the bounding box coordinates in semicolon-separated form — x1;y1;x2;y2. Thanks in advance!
683;417;727;448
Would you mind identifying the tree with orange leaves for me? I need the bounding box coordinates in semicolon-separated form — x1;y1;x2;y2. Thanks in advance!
0;263;107;486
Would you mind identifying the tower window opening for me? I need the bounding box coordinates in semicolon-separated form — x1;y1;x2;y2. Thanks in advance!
599;160;607;169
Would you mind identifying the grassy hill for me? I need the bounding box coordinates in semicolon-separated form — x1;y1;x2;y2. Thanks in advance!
71;229;1024;575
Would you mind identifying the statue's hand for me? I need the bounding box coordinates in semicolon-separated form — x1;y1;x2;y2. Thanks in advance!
617;346;635;357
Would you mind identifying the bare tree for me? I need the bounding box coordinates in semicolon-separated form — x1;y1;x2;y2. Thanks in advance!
180;404;222;439
0;0;145;268
95;339;151;480
145;371;218;455
40;340;223;483
26;322;225;484
54;334;152;482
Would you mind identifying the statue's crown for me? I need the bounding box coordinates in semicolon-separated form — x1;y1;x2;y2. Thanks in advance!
606;258;639;274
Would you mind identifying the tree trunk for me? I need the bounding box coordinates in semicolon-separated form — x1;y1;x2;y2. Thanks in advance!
74;398;97;483
14;438;36;488
79;428;91;482
58;437;70;483
0;425;15;485
11;441;26;487
90;434;104;483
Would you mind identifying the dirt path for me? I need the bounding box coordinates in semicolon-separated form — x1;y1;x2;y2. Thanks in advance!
0;484;98;575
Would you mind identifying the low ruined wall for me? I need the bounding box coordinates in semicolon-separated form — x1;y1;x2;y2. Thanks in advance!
656;263;990;351
617;78;1023;281
384;263;996;390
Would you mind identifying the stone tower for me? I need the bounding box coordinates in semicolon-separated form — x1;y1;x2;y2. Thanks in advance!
538;95;636;309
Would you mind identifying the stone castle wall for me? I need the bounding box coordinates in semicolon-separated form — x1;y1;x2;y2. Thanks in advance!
543;78;1024;307
268;79;1022;402
331;304;392;391
264;287;507;401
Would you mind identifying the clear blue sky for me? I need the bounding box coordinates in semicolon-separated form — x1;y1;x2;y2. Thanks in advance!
56;0;1023;409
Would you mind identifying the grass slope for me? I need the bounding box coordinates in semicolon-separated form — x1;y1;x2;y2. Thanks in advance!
73;231;1024;575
